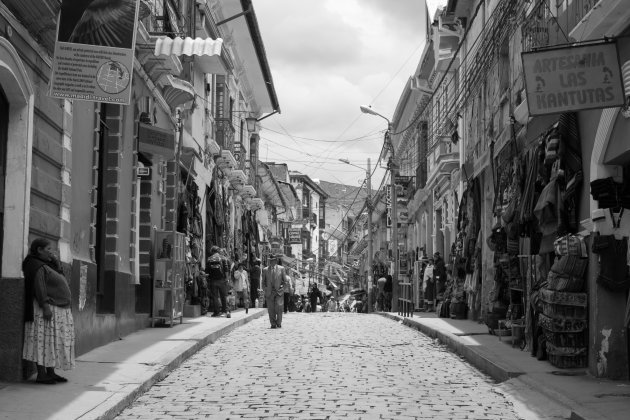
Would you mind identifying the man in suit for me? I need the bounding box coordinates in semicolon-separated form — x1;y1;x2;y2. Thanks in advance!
262;254;286;329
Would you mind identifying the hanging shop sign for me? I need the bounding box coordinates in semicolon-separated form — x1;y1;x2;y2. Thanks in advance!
138;123;176;160
522;41;625;116
49;0;140;105
288;228;302;244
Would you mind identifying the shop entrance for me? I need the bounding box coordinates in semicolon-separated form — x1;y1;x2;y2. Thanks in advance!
0;86;8;276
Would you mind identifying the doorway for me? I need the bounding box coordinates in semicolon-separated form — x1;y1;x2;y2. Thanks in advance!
0;86;8;275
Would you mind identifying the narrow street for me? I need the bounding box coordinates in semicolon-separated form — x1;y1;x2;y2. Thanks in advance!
115;313;521;419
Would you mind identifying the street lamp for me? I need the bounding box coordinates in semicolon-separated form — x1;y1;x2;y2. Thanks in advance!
359;105;399;313
339;158;373;313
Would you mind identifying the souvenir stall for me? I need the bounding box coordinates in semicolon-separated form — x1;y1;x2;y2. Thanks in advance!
530;113;587;368
486;149;526;339
445;178;482;320
487;113;588;368
176;173;205;316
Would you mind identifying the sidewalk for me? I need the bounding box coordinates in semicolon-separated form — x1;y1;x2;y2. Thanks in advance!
0;309;267;420
380;312;630;420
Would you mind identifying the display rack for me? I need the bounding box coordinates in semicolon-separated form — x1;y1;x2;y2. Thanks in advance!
152;230;185;327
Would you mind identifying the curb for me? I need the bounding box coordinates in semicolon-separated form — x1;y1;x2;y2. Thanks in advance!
94;310;266;420
379;313;523;383
379;313;598;420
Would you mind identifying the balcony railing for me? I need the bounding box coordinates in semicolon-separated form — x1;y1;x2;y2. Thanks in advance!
143;0;189;37
571;0;599;29
215;118;235;153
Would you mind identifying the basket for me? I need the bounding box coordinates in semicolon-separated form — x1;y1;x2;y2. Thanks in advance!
551;255;588;278
541;289;587;307
546;271;585;292
543;329;587;348
538;313;587;333
542;302;587;319
546;342;587;368
547;353;588;369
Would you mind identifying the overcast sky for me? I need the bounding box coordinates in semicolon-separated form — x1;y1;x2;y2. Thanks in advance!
253;0;446;191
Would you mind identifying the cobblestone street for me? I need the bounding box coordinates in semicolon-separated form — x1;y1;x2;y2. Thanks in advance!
115;312;522;419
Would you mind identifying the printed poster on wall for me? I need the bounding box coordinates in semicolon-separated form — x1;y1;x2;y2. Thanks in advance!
522;41;625;116
49;0;140;105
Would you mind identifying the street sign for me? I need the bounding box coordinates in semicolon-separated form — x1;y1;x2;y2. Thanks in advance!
288;228;301;244
522;41;625;115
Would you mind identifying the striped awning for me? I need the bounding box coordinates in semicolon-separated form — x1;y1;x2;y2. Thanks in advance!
156;74;195;108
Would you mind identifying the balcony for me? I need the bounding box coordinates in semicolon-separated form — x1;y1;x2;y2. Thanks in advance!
569;0;630;40
216;150;236;174
215;118;235;153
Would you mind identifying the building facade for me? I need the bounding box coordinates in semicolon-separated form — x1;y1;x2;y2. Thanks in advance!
0;0;279;381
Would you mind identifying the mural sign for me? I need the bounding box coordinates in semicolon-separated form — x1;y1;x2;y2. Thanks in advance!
522;41;625;115
50;0;140;104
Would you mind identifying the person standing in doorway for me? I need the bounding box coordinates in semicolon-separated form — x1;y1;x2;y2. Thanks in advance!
262;254;286;328
22;238;75;384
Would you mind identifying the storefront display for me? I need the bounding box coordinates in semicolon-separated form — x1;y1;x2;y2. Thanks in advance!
153;230;185;326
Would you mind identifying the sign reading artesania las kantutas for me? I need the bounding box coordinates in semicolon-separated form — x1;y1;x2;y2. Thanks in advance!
522;42;625;116
49;0;140;105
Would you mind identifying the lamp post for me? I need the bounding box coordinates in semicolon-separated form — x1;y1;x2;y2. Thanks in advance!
359;105;399;313
339;158;372;313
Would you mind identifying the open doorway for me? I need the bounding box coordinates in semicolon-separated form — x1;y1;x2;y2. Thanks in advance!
0;86;8;275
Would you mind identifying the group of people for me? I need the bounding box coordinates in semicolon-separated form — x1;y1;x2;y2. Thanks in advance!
205;246;262;318
420;252;447;311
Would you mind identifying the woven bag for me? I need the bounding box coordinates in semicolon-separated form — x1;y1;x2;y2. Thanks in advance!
554;234;587;257
551;255;588;278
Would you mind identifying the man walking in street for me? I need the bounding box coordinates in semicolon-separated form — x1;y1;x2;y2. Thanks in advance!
206;246;231;318
262;254;286;328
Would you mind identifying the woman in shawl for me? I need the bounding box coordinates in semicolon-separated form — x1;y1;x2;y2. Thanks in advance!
22;238;75;384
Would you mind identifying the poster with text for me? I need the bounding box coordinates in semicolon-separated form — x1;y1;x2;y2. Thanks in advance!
49;0;140;105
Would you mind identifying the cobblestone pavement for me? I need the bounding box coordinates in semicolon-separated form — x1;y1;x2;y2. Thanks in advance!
115;313;522;419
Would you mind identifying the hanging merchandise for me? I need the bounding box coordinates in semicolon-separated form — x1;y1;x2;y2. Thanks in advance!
590;178;630;209
592;234;630;292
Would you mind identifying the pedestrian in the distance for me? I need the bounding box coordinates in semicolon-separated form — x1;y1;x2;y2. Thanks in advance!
383;274;393;312
262;254;286;328
22;238;75;384
283;274;295;314
206;246;231;318
309;284;322;313
234;262;250;314
376;276;387;311
250;259;262;308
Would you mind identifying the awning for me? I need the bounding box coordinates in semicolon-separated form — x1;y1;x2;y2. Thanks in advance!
180;147;199;177
524;113;564;146
281;255;297;267
154;36;226;74
279;183;299;211
257;163;291;214
335;270;346;285
156;74;195;108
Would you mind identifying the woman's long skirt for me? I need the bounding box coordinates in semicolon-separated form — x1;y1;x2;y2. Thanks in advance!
23;301;75;370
